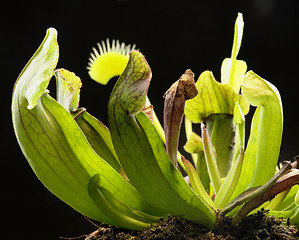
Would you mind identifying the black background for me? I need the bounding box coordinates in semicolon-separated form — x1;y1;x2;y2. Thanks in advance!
3;0;299;239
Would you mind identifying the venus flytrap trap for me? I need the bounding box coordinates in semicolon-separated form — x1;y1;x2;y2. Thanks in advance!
12;13;299;233
87;39;137;85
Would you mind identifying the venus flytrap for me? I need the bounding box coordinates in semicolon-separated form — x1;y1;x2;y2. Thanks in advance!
87;39;137;85
12;13;299;233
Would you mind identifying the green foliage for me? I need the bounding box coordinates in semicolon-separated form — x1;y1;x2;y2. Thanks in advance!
12;14;299;231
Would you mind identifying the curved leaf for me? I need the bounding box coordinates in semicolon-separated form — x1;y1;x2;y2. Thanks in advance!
229;71;283;201
242;71;283;189
214;148;244;208
221;13;247;93
201;124;222;194
75;110;121;171
182;158;215;208
184;132;203;154
88;175;159;230
13;28;59;110
12;29;162;228
185;71;249;123
55;68;82;112
108;50;216;228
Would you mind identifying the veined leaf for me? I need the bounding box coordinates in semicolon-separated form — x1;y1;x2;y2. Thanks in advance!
75;110;121;171
221;59;247;93
136;112;215;223
55;68;121;171
230;71;283;200
55;68;82;112
185;71;249;123
108;50;216;228
12;29;163;228
88;175;159;230
242;71;283;189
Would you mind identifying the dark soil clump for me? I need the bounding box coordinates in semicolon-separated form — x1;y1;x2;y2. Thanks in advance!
85;210;299;239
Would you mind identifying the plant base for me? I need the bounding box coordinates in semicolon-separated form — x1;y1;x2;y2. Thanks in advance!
85;210;298;239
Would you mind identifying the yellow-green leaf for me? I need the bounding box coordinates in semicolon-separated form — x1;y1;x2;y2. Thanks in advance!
55;68;82;112
185;71;249;123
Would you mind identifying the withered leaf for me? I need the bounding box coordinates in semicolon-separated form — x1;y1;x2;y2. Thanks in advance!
142;105;154;123
163;69;198;167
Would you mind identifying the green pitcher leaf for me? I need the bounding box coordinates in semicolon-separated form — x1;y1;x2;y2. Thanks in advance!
75;110;121;171
222;161;291;217
184;132;203;154
182;158;216;208
242;71;283;189
88;175;159;230
201;123;222;195
12;29;163;227
55;68;82;112
136;111;216;226
232;163;298;224
232;103;245;163
15;28;59;110
275;185;299;211
12;29;109;223
197;152;211;191
231;13;244;61
290;207;299;226
221;59;247;93
214;148;244;208
266;189;291;211
108;50;216;228
221;13;247;93
269;209;295;220
185;71;249;123
41;93;164;217
229;71;284;201
295;189;299;205
206;114;235;177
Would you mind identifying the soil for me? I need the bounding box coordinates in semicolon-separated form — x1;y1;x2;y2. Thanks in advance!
84;210;299;240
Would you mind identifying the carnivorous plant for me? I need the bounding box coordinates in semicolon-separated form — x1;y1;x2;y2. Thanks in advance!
12;13;299;230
